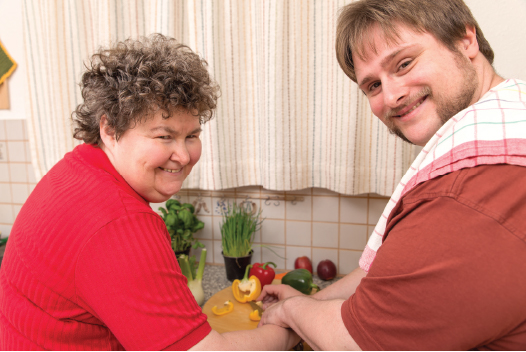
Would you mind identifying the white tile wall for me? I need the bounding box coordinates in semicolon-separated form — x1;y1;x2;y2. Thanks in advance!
1;119;393;277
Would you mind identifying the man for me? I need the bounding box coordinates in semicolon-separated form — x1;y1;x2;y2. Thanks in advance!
257;0;526;350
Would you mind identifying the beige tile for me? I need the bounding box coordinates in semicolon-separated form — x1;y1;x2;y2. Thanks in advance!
27;163;36;183
312;196;339;222
5;120;24;140
0;183;12;203
0;204;14;223
368;198;390;225
7;141;26;162
0;224;12;237
338;250;362;275
261;195;285;219
286;196;311;221
312;222;338;248
0;143;6;162
11;183;29;204
213;240;223;265
340;224;367;250
195;215;213;240
262;245;285;270
9;163;27;183
0;163;8;182
285;220;311;246
13;205;23;220
261;219;285;245
0;121;5;140
340;197;368;224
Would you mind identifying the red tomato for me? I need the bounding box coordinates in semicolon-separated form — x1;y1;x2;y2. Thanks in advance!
294;256;313;273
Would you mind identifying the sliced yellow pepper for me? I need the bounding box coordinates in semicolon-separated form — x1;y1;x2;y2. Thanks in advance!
232;265;262;303
249;309;261;321
211;300;234;316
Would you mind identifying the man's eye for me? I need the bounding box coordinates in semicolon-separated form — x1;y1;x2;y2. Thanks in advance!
187;134;199;139
157;135;171;140
369;82;381;91
399;60;412;70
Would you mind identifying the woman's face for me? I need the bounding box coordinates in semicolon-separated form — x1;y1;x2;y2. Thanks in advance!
101;109;202;203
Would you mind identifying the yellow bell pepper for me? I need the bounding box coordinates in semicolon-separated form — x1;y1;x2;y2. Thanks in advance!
211;300;234;316
249;309;261;321
232;265;262;303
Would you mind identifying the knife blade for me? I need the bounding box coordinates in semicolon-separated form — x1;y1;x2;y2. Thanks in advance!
248;301;264;315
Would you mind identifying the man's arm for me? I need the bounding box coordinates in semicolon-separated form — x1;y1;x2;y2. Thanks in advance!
188;325;300;351
256;266;367;307
259;296;361;351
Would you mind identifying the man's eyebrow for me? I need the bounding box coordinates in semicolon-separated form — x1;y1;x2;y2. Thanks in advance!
358;44;418;88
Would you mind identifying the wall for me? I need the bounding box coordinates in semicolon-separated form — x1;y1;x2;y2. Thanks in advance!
0;119;388;275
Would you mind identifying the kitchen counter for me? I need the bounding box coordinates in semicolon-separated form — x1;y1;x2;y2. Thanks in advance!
201;264;342;304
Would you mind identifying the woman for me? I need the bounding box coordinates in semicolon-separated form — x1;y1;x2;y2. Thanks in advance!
0;34;298;350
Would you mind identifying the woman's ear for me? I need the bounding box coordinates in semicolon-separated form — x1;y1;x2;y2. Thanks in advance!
99;115;116;148
460;25;480;60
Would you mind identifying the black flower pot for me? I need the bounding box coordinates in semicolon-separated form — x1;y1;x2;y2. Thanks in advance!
222;250;253;281
174;247;191;258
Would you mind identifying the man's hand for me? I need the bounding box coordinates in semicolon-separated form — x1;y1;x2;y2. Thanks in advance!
257;297;290;329
256;284;304;310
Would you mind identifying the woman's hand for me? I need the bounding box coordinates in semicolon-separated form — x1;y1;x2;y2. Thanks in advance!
256;284;304;310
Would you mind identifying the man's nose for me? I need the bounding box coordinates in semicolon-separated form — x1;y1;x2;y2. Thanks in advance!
170;142;191;166
383;78;407;109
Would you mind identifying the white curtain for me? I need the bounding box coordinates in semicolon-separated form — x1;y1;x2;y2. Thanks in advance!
23;0;414;197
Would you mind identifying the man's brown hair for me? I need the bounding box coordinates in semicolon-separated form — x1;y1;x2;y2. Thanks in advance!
335;0;494;82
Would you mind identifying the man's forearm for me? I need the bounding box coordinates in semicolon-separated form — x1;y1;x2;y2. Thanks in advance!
312;267;367;300
281;296;361;350
189;324;299;350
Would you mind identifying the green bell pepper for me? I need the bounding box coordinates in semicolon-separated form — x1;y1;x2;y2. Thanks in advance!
281;268;319;295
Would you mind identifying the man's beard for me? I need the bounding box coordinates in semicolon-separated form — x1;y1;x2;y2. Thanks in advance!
384;53;478;145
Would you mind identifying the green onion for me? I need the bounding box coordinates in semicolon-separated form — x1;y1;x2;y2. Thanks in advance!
220;202;264;257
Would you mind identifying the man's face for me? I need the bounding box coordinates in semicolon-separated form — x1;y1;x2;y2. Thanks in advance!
353;24;478;146
103;109;202;203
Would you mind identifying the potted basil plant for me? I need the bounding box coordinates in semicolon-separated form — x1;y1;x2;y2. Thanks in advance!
159;199;205;256
220;201;264;281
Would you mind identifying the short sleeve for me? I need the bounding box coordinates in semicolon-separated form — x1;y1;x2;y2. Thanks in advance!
341;196;526;350
75;212;211;350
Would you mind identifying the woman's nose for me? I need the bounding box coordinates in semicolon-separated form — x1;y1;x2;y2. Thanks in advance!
170;142;191;166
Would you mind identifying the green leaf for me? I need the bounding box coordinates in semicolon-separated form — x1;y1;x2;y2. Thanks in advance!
181;203;195;214
192;221;204;232
165;214;176;227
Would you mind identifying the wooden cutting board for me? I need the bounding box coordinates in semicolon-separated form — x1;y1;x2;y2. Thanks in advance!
203;279;313;350
202;286;261;333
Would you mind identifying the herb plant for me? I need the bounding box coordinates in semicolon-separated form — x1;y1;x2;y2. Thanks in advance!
159;199;205;252
220;202;264;257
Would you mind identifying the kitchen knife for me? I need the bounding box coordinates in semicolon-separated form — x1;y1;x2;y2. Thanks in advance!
248;301;264;315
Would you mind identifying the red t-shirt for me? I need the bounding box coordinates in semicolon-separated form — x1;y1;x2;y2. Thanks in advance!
0;144;211;350
342;164;526;350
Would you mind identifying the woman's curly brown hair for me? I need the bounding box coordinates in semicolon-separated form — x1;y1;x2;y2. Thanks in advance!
72;34;220;145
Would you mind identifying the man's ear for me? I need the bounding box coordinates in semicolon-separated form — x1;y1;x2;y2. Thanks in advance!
99;115;116;148
460;25;480;60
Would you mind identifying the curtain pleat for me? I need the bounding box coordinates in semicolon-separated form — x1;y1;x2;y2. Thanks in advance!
24;0;414;197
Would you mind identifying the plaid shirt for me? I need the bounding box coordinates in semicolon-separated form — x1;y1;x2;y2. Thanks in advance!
360;79;526;271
